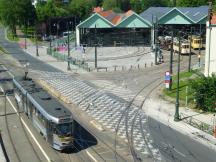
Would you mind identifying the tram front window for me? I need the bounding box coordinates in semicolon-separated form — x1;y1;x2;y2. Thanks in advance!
56;123;72;137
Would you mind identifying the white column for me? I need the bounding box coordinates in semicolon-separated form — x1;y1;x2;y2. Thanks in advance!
76;27;80;46
205;22;210;76
151;26;155;48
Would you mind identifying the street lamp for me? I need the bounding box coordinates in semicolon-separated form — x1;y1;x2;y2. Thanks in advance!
49;19;52;55
94;24;98;68
24;20;29;50
198;23;202;67
188;27;192;72
67;21;72;71
35;22;39;56
174;32;181;121
169;25;174;90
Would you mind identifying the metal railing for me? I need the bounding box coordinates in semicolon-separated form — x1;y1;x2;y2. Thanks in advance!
181;113;213;135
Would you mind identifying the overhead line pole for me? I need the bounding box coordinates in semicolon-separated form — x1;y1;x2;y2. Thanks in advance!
169;26;174;90
188;27;192;72
94;24;97;68
67;21;71;71
174;32;181;121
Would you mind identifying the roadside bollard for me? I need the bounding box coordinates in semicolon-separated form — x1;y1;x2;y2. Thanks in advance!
145;63;147;68
114;66;117;71
151;62;153;66
138;64;140;69
130;65;132;70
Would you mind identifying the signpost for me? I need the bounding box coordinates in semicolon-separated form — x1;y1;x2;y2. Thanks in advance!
165;71;171;89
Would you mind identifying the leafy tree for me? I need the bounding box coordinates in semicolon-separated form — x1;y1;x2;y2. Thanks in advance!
190;74;216;112
0;0;36;36
177;0;209;7
130;0;143;13
69;0;96;19
36;0;69;22
102;0;117;10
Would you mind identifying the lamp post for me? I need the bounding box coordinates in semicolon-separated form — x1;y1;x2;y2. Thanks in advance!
169;25;174;90
49;19;52;55
94;24;97;68
154;17;158;65
67;21;72;71
188;27;192;72
35;23;39;56
174;32;181;121
198;23;201;67
24;20;29;49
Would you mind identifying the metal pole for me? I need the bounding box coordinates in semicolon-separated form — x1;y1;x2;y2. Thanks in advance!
35;24;39;56
188;27;192;72
155;17;158;65
49;19;52;55
198;24;201;67
25;21;27;49
169;26;174;90
94;24;97;68
174;32;181;121
67;22;71;71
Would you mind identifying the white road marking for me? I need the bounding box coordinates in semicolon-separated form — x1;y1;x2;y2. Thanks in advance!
86;150;98;162
173;148;186;157
6;95;52;162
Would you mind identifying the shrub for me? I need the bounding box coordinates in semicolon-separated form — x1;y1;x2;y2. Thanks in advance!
190;74;216;112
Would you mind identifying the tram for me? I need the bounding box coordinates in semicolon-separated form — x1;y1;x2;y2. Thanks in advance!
13;77;74;151
189;35;203;49
173;39;190;55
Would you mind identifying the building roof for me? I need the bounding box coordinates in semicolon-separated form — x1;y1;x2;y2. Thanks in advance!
77;10;151;28
97;10;134;25
140;6;208;24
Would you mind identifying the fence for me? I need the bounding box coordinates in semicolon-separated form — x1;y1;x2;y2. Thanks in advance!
181;113;213;135
47;48;89;71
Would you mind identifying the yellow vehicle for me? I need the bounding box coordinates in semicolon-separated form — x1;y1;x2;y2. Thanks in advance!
189;35;203;49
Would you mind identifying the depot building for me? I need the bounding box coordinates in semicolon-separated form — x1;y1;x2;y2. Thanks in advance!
75;6;209;47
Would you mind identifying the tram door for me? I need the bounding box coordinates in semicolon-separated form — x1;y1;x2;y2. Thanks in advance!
46;121;53;145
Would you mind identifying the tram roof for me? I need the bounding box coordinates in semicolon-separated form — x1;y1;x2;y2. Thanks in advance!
14;77;72;122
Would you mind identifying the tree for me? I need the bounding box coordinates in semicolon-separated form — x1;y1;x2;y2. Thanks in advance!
130;0;169;13
177;0;209;7
69;0;96;20
190;74;216;112
102;0;117;10
0;0;36;36
36;0;70;22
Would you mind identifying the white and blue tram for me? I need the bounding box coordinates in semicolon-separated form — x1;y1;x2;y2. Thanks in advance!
13;77;74;151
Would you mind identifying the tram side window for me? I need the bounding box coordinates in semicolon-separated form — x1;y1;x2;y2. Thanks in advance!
32;107;46;126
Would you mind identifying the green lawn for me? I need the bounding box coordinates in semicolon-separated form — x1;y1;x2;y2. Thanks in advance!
163;71;198;106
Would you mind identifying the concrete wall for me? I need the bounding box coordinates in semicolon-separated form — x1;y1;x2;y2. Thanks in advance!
205;22;216;76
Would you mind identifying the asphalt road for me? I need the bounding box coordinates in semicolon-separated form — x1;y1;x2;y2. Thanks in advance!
148;117;216;162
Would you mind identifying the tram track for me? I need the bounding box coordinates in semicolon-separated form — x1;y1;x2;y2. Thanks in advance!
2;92;42;162
0;66;42;162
